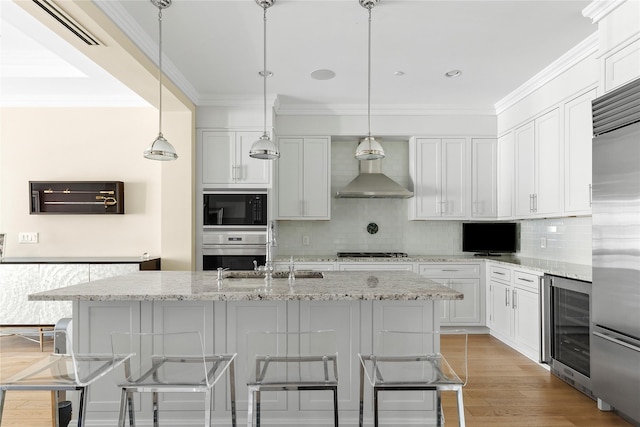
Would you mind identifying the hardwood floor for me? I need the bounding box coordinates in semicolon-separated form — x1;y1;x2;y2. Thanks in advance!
0;332;633;426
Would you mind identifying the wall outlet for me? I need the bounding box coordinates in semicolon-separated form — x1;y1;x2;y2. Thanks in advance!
302;235;310;246
19;232;39;244
540;237;547;248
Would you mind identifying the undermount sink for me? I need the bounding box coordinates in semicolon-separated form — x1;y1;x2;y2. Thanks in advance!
224;270;324;279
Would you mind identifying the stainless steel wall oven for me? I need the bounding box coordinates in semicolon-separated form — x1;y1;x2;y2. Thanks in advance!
202;231;266;271
542;274;594;399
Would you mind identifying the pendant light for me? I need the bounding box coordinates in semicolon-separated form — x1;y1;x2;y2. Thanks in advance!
249;0;279;160
144;0;178;161
355;0;385;161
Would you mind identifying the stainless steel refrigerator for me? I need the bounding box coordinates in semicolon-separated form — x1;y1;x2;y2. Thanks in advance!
591;77;640;425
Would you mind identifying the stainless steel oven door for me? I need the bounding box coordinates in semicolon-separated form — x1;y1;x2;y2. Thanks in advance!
202;231;266;271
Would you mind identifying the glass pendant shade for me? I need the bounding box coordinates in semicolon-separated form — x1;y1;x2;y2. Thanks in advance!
355;136;385;160
249;133;279;159
144;133;178;161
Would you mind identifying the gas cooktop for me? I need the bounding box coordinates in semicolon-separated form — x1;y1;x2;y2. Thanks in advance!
337;252;408;258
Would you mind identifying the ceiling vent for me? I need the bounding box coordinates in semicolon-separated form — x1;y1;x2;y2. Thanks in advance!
32;0;101;46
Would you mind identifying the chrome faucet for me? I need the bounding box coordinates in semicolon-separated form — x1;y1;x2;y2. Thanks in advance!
254;221;276;283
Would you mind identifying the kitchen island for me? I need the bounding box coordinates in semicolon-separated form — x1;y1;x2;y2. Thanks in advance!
30;270;461;426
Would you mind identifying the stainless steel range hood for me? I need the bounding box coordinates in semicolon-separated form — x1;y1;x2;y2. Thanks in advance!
335;159;413;198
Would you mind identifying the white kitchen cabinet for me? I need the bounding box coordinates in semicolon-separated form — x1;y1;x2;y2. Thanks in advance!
418;263;483;326
497;131;514;218
409;137;469;219
201;130;271;187
564;88;597;215
226;301;288;414
276;137;330;220
297;301;361;412
487;263;542;362
471;138;498;218
514;108;563;218
337;263;414;272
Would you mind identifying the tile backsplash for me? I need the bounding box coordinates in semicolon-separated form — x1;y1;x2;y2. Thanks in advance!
276;140;592;265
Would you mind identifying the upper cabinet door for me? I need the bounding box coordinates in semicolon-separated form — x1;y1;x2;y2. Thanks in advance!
236;131;271;185
442;138;468;218
276;136;330;220
515;122;536;217
410;137;469;219
411;138;441;218
201;130;270;187
202;131;235;185
471;138;498;218
535;108;562;215
564;88;597;215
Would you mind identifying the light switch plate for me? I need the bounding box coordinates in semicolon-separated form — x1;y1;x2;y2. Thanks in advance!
19;232;39;244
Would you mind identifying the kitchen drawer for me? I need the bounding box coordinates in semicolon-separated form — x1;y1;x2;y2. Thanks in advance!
418;263;480;278
513;270;541;290
489;264;511;282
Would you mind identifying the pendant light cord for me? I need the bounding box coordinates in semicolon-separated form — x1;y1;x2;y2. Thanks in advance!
157;7;163;137
262;6;268;137
367;6;372;139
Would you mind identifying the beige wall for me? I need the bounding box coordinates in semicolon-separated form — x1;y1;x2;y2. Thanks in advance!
0;107;164;260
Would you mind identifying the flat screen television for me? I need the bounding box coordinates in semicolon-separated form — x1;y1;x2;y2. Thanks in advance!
462;222;518;255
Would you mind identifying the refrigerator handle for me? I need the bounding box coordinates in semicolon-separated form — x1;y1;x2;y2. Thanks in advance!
593;331;640;353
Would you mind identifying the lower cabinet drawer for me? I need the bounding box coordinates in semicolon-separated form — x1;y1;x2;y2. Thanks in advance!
489;265;511;282
418;263;480;277
514;270;541;290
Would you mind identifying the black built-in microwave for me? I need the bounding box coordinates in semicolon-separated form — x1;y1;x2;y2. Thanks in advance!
203;192;267;227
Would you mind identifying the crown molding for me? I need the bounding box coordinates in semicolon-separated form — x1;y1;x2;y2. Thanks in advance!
274;103;496;116
94;0;199;104
582;0;626;23
494;32;599;115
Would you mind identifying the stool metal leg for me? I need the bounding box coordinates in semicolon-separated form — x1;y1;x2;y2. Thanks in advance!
436;390;443;427
373;387;379;427
256;390;261;427
127;391;135;427
152;391;159;427
359;363;364;427
118;389;127;427
77;386;89;427
247;386;255;427
456;387;466;427
332;386;339;427
229;359;237;427
205;389;212;427
0;389;5;424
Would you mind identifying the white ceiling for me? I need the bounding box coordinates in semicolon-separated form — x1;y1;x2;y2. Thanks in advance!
1;0;597;111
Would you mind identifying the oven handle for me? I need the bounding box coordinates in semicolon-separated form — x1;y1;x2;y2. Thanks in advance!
593;331;640;353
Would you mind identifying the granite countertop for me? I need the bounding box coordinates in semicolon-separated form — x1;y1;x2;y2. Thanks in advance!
0;256;160;264
28;270;462;302
275;254;592;282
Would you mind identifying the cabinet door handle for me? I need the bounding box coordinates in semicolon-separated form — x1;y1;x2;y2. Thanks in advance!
442;269;460;272
589;184;593;207
529;194;534;212
439;200;446;214
518;278;534;283
493;271;505;276
533;194;538;212
513;289;518;309
505;288;510;307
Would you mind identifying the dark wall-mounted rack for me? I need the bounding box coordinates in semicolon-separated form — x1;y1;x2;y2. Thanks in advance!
30;181;125;214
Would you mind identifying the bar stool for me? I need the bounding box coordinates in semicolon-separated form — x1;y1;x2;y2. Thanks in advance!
246;330;339;427
111;331;237;427
0;327;132;427
358;329;468;427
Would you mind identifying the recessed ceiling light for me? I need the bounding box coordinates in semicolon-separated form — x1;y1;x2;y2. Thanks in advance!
445;69;462;78
258;70;273;77
310;69;336;80
394;71;405;76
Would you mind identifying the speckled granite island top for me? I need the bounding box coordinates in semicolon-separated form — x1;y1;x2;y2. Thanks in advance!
28;270;462;302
